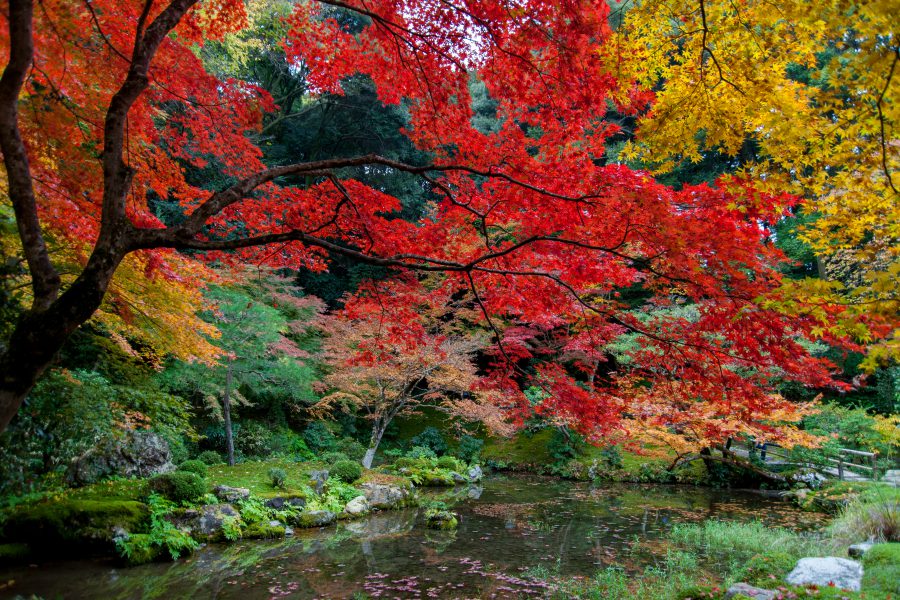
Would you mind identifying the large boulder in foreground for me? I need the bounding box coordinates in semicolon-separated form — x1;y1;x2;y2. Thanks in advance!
360;482;415;510
785;557;863;591
67;430;174;486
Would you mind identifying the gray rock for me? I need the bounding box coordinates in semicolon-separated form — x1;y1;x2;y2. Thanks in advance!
725;583;776;600
284;526;294;536
309;470;329;495
848;542;875;558
66;430;174;486
167;504;241;542
467;465;483;482
264;495;306;510
360;482;414;510
292;510;336;528
213;485;250;503
345;496;370;516
785;557;863;591
467;485;483;500
451;471;468;484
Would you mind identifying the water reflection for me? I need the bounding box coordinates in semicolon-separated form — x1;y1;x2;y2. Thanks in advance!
0;476;826;600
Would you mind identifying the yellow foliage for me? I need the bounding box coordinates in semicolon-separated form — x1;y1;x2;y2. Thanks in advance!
614;0;900;364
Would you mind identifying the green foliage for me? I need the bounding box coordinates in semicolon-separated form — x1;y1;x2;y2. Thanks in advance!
268;467;287;489
455;435;484;463
406;445;437;461
331;459;363;483
177;460;208;478
547;428;584;466
0;369;194;495
148;472;206;504
159;279;323;434
599;445;624;469
335;437;367;460
828;495;900;545
115;494;198;563
436;455;463;471
303;421;338;454
322;451;350;465
411;427;448;456
197;450;223;465
794;403;897;465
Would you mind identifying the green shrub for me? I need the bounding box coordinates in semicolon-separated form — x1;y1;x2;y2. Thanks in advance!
411;427;448;455
455;435;483;463
600;445;623;469
303;421;337;453
148;472;206;504
406;445;437;461
394;456;419;469
322;451;350;465
269;428;314;460
437;456;463;471
268;467;287;489
177;460;208;477
2;499;150;549
236;421;276;458
331;459;363;483
336;437;367;460
197;450;223;465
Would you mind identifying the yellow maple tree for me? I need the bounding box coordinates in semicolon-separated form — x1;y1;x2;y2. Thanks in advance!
611;0;899;368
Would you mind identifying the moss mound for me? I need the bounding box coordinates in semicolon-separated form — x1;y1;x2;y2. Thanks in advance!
1;499;150;551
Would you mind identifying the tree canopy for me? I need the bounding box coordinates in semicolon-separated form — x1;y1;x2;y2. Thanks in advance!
0;0;896;448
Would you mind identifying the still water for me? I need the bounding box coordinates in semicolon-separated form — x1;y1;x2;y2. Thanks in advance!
0;475;825;599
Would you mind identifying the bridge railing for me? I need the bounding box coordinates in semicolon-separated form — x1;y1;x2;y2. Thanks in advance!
729;439;880;482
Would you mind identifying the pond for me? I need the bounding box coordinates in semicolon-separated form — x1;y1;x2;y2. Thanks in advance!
0;475;826;599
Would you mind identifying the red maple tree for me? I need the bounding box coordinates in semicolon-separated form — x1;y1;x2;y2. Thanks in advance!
0;0;849;438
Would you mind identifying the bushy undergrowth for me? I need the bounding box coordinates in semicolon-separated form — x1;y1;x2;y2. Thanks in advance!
828;493;900;545
148;471;206;504
331;460;363;483
115;494;198;564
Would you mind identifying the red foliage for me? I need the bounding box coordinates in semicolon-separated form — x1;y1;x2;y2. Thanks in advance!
0;0;861;441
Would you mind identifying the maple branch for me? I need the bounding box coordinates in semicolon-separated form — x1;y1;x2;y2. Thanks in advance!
877;46;899;195
100;0;199;234
0;0;61;310
697;0;745;95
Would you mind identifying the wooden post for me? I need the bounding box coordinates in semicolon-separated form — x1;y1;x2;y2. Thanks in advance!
838;455;844;481
872;453;878;481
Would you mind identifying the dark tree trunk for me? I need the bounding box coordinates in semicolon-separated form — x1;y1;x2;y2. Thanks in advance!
0;246;125;431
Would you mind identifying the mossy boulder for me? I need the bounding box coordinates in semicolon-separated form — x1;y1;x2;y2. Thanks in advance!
291;510;336;528
360;482;416;510
165;503;241;542
1;499;150;552
425;510;458;530
243;521;286;539
66;430;174;486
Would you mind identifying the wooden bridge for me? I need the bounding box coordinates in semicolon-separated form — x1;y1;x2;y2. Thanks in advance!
726;440;899;485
